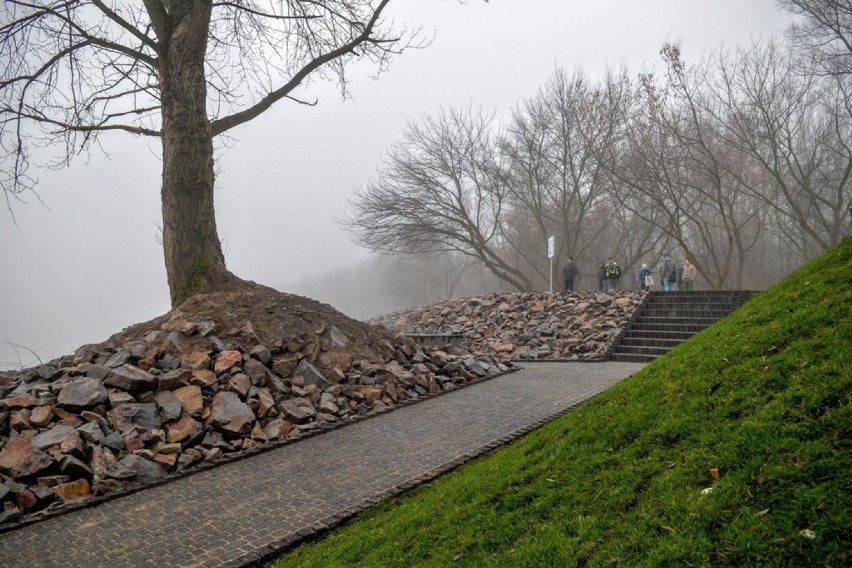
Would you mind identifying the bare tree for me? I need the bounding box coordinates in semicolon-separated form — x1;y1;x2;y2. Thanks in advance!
779;0;852;76
705;40;851;258
499;66;635;287
344;106;533;291
1;1;419;304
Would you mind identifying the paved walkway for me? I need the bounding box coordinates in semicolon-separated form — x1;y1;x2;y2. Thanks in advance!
0;362;644;567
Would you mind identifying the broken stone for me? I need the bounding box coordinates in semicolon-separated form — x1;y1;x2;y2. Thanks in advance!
153;391;182;422
29;406;53;427
329;325;349;348
209;392;255;436
262;419;295;440
108;403;161;433
248;345;271;365
59;432;87;459
104;365;158;393
278;399;316;424
165;414;203;445
157;369;190;392
31;425;77;450
289;359;329;390
107;454;166;485
76;421;105;444
53;479;91;503
58;455;93;478
227;374;252;398
0;436;54;478
182;351;211;371
105;350;133;368
214;350;243;374
171;385;204;417
242;359;269;386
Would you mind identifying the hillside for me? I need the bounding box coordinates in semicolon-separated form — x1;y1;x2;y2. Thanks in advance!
274;238;851;567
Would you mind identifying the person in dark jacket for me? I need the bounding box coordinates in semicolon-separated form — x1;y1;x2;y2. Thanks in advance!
660;254;676;291
638;263;653;291
604;258;621;292
561;257;578;291
597;262;607;291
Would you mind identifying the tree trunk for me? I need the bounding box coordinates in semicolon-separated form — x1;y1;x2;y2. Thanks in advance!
159;2;235;305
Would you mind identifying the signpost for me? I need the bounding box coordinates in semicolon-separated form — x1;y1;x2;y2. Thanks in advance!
547;236;555;292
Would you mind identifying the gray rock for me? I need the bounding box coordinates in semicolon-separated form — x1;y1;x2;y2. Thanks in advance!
105;351;133;369
153;391;182;422
329;325;349;348
30;425;77;450
108;403;161;433
104;365;158;393
107;454;166;485
248;345;272;365
279;399;317;424
209;391;255;436
58;455;93;478
101;431;125;452
289;359;329;390
57;377;108;408
76;421;105;444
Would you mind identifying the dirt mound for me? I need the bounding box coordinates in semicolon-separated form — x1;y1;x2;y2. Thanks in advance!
104;285;395;377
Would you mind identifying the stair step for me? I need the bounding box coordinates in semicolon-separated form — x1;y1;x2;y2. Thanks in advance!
622;330;695;340
619;337;687;349
633;316;720;326
641;309;734;318
609;352;658;363
611;345;672;356
630;323;714;333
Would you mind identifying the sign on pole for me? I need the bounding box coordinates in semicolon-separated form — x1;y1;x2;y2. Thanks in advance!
547;236;555;292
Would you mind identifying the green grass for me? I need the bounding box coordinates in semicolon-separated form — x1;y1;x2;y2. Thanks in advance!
271;238;852;567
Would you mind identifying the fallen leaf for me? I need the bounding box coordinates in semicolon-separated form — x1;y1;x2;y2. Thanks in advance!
756;509;770;517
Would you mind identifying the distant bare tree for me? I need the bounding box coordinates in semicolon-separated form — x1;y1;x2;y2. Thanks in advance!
705;40;851;258
344;106;533;291
779;0;852;76
1;1;420;304
499;66;634;286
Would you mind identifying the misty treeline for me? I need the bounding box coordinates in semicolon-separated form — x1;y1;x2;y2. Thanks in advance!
345;18;851;296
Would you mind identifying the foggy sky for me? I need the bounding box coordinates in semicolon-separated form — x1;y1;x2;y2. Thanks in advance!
0;0;791;369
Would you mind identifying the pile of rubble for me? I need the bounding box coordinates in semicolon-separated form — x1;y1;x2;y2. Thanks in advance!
0;289;508;525
372;291;646;361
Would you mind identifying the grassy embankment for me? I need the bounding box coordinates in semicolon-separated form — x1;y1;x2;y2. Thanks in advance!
273;238;851;567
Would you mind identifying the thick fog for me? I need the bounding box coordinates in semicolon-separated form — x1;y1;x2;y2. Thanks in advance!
0;0;791;369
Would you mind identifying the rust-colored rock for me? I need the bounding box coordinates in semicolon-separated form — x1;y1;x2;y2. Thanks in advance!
172;385;204;417
214;350;243;374
0;436;55;479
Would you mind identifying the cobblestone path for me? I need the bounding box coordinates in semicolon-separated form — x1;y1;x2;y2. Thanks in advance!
0;362;643;567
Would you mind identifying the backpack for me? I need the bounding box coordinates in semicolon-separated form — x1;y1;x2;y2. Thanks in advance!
606;261;621;279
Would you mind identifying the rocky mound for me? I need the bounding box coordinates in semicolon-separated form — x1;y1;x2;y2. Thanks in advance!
371;291;646;361
0;286;509;526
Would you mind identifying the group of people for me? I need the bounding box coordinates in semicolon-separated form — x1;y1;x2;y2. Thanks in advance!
648;254;697;291
561;254;697;292
561;257;623;292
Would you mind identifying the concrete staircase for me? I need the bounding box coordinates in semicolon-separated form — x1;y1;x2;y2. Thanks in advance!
609;291;752;363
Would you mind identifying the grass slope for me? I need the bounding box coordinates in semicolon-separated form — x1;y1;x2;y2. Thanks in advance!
272;238;851;567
